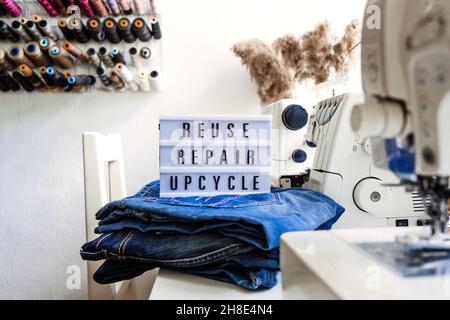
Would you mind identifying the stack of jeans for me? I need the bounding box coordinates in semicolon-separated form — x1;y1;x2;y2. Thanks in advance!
80;180;344;290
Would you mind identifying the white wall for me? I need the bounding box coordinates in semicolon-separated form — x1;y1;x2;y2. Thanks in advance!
0;0;365;299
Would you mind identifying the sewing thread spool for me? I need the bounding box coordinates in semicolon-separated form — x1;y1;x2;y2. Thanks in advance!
0;69;20;91
63;41;89;63
98;47;114;67
96;67;113;88
68;75;96;86
58;19;75;41
140;46;151;60
132;17;152;42
39;66;57;89
7;45;35;68
86;17;105;42
149;0;159;15
38;20;59;41
24;21;42;40
25;42;51;66
37;0;59;16
117;18;136;43
46;66;71;91
66;77;84;92
77;0;95;17
149;69;163;91
138;70;150;92
105;0;121;16
1;0;22;17
127;79;139;91
0;5;6;18
0;49;14;70
103;18;121;43
115;63;138;91
150;16;162;40
0;21;5;40
0;20;20;42
0;77;10;92
87;48;102;68
19;64;46;90
67;75;94;92
49;45;75;69
118;0;132;15
70;19;90;43
11;20;32;42
109;71;125;91
90;0;109;17
111;48;126;65
114;63;133;82
64;70;73;79
39;37;56;51
133;0;146;15
31;15;42;23
12;71;35;92
51;0;66;15
129;47;141;66
64;0;76;7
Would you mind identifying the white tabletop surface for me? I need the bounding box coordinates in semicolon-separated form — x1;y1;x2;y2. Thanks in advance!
281;227;450;300
149;269;282;300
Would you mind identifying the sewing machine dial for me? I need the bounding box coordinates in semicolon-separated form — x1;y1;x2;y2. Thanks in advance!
353;177;392;214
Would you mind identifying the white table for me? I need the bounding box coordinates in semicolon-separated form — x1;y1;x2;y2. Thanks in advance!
149;269;282;300
281;227;450;300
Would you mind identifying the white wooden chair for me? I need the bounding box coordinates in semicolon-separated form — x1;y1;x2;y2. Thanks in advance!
82;132;156;300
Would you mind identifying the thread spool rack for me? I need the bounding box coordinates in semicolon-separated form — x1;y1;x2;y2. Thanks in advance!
0;0;164;93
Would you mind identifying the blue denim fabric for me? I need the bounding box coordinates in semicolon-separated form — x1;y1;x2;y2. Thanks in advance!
81;180;344;290
93;260;279;290
94;181;344;250
94;260;278;290
82;231;279;289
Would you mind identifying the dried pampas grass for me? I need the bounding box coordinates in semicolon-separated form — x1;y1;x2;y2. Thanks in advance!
232;39;294;105
272;34;303;73
332;20;359;72
232;20;360;106
274;20;360;84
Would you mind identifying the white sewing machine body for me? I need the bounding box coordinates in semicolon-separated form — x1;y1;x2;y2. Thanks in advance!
304;93;429;229
357;0;450;178
264;99;315;187
281;227;450;300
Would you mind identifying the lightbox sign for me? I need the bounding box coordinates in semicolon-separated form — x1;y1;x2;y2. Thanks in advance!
159;115;272;197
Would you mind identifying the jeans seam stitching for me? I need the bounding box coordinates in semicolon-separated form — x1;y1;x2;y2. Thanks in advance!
209;196;241;207
92;243;245;266
159;197;279;208
95;233;113;250
121;231;134;256
118;231;133;256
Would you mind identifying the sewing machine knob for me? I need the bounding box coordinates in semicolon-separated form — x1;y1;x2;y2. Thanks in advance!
292;149;307;163
353;178;391;214
282;105;309;131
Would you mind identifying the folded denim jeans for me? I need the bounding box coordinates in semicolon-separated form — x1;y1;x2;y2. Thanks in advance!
81;180;345;290
94;260;279;290
81;230;279;289
94;181;345;250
